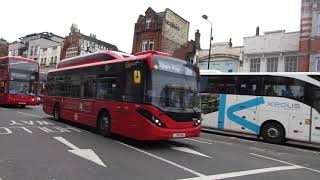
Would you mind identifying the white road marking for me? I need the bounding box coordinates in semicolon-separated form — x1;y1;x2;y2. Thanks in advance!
54;136;106;167
197;138;213;142
180;165;302;180
185;138;212;145
170;146;211;158
250;153;320;173
213;140;233;146
17;111;43;118
0;107;8;110
115;141;206;178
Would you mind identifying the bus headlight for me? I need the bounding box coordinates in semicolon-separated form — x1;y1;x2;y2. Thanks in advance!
137;109;166;128
193;118;202;126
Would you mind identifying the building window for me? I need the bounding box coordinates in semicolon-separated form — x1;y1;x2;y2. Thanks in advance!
141;40;154;51
30;46;34;56
66;44;78;58
318;13;320;36
145;19;151;29
54;56;58;64
267;57;278;72
316;57;320;72
250;58;261;72
285;56;298;72
42;48;47;52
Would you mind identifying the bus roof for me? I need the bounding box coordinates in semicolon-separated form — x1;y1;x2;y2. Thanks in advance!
49;53;152;73
0;56;39;64
57;50;134;69
200;70;320;76
49;51;177;73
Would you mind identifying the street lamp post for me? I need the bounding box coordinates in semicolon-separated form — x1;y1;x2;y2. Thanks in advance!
202;15;213;70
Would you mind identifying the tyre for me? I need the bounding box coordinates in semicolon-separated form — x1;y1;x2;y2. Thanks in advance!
53;104;60;121
261;122;285;144
98;111;112;137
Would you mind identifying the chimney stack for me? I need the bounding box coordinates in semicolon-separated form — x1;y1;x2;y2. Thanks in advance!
256;26;260;36
195;29;201;50
229;38;232;47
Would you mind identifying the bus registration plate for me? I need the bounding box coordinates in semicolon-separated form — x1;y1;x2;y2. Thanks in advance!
173;133;185;138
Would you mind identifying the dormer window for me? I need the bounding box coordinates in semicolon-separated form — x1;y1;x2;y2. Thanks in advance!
145;19;151;29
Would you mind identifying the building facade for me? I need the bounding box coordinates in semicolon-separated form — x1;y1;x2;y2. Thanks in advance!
299;0;320;71
172;30;201;63
8;32;64;73
0;38;8;57
243;30;300;72
61;24;118;60
197;39;243;72
132;7;189;55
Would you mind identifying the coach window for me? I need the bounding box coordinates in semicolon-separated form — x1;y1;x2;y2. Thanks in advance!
204;76;237;94
263;76;305;102
238;76;262;96
97;77;118;100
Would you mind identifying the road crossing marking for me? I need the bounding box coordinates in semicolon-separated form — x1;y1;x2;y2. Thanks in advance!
180;165;302;180
115;140;207;178
185;138;212;145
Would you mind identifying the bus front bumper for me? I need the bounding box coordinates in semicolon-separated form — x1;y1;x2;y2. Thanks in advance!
136;125;202;141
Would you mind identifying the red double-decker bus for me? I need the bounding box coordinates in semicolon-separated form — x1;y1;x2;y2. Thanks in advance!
43;51;201;140
0;56;39;107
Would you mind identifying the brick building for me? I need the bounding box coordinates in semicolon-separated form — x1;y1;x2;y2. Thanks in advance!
299;0;320;71
173;30;201;63
132;7;189;55
61;24;118;60
0;38;8;57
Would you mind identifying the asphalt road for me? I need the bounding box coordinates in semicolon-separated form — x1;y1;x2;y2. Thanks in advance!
0;105;320;180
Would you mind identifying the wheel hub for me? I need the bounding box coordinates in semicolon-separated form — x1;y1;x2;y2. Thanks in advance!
267;127;279;138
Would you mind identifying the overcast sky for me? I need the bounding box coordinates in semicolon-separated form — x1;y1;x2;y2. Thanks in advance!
1;0;301;53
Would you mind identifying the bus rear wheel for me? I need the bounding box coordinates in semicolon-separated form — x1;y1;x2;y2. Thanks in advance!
261;122;285;144
53;104;60;121
98;111;111;137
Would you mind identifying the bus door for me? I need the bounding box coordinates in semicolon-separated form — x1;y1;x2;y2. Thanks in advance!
311;109;320;143
230;77;261;134
0;80;6;104
309;85;320;143
116;61;145;137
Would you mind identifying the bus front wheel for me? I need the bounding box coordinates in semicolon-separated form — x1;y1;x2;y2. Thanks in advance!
53;104;60;121
261;121;285;144
98;111;112;137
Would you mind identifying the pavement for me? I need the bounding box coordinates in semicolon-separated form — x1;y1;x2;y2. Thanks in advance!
0;105;320;180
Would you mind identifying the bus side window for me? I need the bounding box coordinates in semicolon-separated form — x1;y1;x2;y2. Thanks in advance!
82;76;96;99
0;81;5;93
97;77;118;100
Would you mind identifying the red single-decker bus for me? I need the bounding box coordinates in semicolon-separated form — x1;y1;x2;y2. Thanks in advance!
43;51;201;140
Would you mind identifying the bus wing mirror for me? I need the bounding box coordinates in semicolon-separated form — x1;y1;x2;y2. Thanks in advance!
133;70;141;84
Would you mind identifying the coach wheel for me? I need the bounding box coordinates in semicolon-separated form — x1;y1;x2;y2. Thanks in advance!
261;122;285;144
53;104;60;121
98;111;111;137
20;105;26;108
